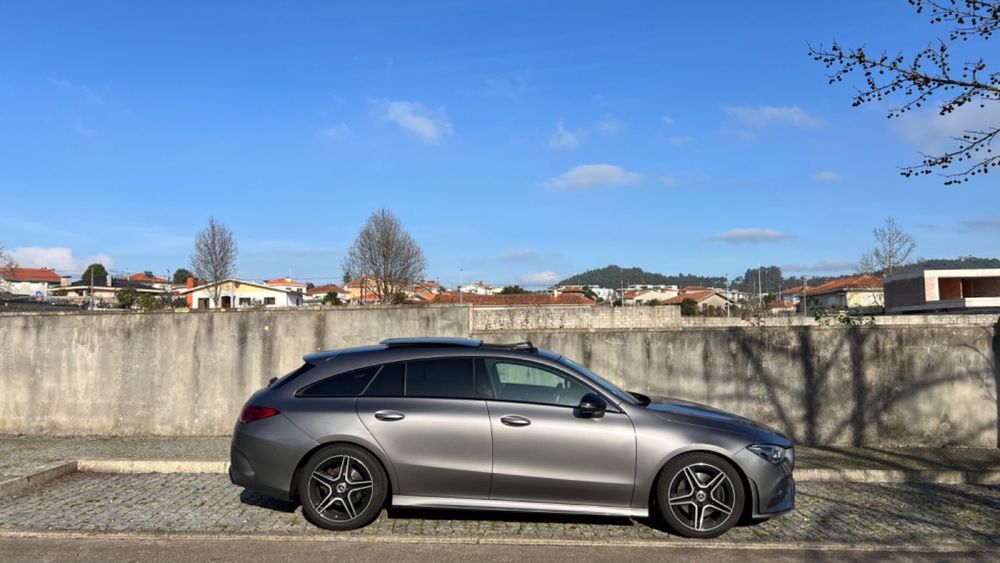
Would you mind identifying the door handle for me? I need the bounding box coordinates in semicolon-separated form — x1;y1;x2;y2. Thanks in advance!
374;410;405;421
500;415;531;427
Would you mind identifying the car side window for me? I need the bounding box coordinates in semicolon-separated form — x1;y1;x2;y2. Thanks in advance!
484;359;591;407
405;358;474;399
299;366;379;397
363;363;404;397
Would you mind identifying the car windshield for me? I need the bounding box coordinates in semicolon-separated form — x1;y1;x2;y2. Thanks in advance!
557;356;637;406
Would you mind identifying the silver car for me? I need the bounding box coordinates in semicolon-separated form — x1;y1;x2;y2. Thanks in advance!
230;338;794;538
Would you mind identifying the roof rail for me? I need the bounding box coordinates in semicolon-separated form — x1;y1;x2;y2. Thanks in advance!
380;337;483;348
483;341;537;353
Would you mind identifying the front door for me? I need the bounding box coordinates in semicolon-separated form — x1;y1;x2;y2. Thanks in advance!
481;358;636;507
357;358;492;499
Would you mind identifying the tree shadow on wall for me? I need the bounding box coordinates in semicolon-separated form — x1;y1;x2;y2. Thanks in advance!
734;321;998;449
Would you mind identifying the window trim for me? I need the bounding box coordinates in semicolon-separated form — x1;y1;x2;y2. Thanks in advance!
477;356;622;412
401;357;477;400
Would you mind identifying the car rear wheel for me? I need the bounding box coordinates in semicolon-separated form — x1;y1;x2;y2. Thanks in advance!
655;452;744;538
298;444;387;531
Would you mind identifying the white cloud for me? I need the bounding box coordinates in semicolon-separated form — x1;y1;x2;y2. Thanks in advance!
544;164;643;191
710;228;792;244
810;170;842;182
594;114;624;135
381;100;453;143
891;102;1000;155
11;246;115;273
659;175;679;188
47;77;105;105
548;120;584;149
316;122;350;138
781;260;856;273
724;105;823;129
499;250;537;262
519;271;559;286
959;218;1000;232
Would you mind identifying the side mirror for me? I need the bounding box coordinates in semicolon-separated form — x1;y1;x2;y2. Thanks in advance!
577;393;607;418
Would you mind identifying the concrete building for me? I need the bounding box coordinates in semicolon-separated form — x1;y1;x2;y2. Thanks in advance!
624;287;680;305
49;275;164;306
662;290;734;312
885;268;1000;314
178;279;304;309
0;268;63;297
264;277;307;295
125;272;173;291
458;281;495;295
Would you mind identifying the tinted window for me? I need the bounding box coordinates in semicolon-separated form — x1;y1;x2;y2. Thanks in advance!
270;362;315;390
484;360;591;407
406;358;474;399
364;363;404;397
299;367;378;397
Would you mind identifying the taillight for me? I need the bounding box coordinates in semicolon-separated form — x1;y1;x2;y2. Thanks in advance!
239;405;280;424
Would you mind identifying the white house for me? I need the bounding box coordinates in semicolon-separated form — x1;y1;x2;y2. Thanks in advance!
178;279;304;309
459;281;495;295
0;268;64;298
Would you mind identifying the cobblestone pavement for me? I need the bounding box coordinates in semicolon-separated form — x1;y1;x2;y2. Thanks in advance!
4;436;999;478
0;473;997;548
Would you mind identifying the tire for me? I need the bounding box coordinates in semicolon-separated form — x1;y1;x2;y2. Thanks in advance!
655;452;745;539
298;444;388;531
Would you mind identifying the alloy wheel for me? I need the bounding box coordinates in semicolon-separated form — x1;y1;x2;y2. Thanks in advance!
307;455;375;521
666;462;736;532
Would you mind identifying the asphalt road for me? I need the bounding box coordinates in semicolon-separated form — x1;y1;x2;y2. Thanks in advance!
0;536;993;563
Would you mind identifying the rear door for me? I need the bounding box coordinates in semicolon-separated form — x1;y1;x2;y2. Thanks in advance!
481;358;637;507
357;358;492;499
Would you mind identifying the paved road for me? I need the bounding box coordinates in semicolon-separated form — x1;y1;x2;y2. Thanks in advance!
0;473;997;550
0;535;991;563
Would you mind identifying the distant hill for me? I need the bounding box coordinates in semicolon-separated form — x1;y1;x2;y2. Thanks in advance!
904;256;1000;271
559;265;726;289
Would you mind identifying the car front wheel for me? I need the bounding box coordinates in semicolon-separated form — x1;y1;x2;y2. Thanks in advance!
298;444;387;531
655;452;744;538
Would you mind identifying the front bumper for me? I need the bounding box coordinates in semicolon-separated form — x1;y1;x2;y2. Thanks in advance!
734;446;796;518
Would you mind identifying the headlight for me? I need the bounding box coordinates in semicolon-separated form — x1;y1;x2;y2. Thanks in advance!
748;444;786;464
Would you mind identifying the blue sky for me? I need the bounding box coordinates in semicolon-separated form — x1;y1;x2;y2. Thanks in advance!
2;1;998;288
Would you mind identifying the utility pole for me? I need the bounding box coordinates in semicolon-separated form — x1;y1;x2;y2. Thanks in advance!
802;275;808;317
458;268;463;305
726;274;731;318
757;264;763;307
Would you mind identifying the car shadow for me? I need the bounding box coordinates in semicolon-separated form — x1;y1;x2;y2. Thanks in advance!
239;489;299;513
385;506;635;526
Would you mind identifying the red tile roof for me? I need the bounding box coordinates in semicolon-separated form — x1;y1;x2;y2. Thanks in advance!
264;277;305;287
307;284;346;296
409;289;437;302
662;290;721;305
788;275;883;297
434;291;595;306
127;272;170;284
2;268;62;283
770;300;796;309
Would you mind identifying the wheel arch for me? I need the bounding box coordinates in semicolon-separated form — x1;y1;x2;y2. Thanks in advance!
646;446;755;522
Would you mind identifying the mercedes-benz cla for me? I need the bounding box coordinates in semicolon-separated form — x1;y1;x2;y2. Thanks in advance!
230;338;794;538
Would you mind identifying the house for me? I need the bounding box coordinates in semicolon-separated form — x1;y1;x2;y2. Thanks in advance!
407;288;438;303
435;291;595;306
178;278;304;309
884;268;1000;314
49;275;164;305
126;271;173;290
786;275;883;312
305;283;350;304
458;281;494;295
628;287;680;305
0;268;63;298
264;277;307;294
769;300;797;315
414;281;443;294
346;276;386;304
662;290;734;312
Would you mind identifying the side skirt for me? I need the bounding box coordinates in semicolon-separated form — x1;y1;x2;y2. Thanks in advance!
391;495;648;518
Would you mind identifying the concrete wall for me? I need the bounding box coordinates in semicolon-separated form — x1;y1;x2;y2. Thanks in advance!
1;307;997;447
473;305;680;332
476;324;999;448
0;307;469;436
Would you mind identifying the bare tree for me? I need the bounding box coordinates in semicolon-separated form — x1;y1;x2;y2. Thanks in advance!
810;0;1000;184
190;217;238;307
0;241;15;274
857;217;917;277
342;209;427;304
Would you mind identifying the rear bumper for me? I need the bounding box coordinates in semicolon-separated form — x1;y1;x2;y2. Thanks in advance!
229;415;318;501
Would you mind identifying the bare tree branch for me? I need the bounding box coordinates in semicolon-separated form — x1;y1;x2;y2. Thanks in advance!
190;217;238;307
858;217;917;277
809;0;1000;184
0;241;16;275
342;209;427;304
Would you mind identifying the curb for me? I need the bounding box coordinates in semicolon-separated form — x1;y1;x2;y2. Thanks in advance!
0;529;996;553
795;468;1000;485
77;459;229;474
0;461;77;498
